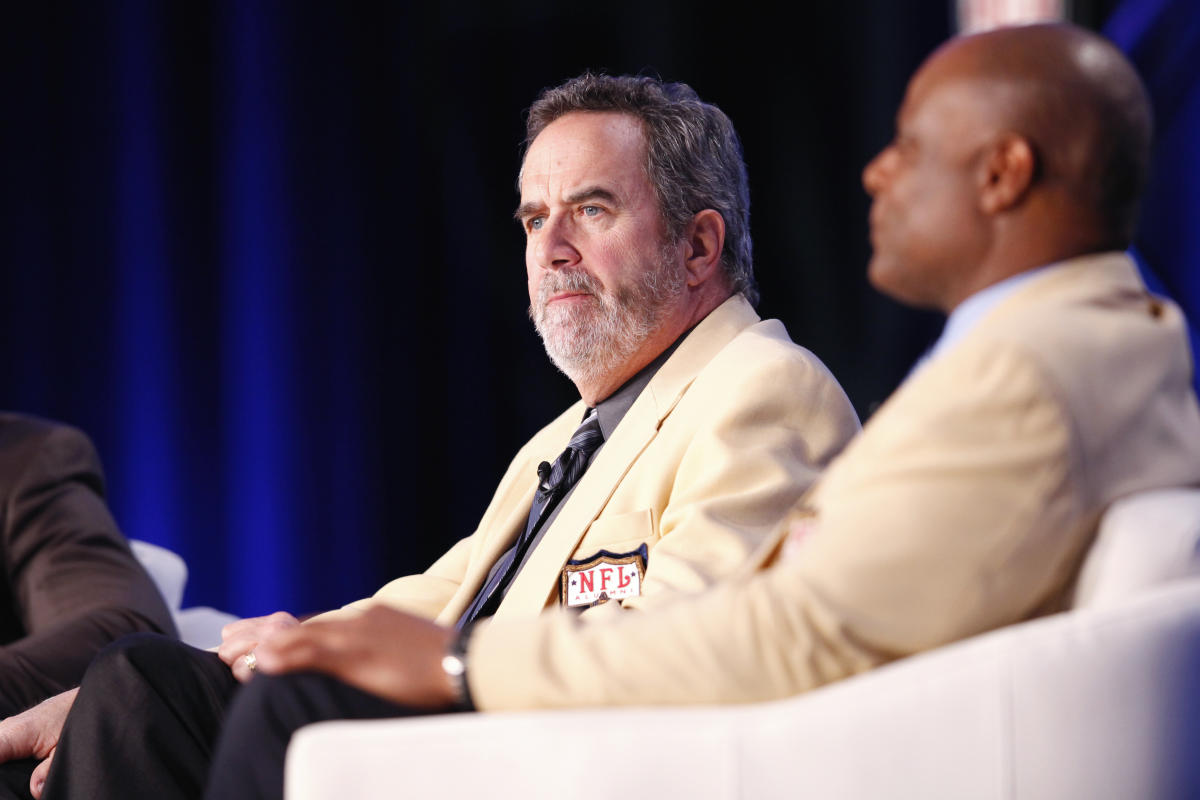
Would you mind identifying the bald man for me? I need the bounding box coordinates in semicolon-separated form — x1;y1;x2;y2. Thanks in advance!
9;22;1200;800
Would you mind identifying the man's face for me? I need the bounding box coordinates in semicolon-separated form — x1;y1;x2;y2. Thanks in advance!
517;112;686;389
861;51;994;312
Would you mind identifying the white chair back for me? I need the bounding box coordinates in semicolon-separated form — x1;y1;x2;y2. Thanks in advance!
130;538;188;611
1072;487;1200;609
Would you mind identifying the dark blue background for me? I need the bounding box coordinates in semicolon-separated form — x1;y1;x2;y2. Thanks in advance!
0;0;1193;618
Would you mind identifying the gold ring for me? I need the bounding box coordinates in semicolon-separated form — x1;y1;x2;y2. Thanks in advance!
243;651;258;672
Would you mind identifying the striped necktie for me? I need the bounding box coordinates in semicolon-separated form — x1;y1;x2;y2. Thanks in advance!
534;408;603;506
456;408;603;628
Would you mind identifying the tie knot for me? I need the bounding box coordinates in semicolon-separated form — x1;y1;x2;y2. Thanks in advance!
566;409;602;458
538;409;602;495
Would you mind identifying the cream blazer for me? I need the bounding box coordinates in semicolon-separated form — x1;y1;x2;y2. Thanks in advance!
324;294;859;626
468;253;1200;709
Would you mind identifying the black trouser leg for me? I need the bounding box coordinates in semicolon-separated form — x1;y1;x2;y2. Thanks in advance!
0;759;38;800
204;673;432;800
41;633;239;800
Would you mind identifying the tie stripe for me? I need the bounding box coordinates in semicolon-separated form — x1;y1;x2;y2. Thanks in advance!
540;408;602;494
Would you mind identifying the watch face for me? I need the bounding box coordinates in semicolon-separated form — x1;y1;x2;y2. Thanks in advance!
442;653;467;677
441;651;472;710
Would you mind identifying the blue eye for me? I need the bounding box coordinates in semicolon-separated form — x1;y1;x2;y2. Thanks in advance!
582;206;601;217
529;217;545;230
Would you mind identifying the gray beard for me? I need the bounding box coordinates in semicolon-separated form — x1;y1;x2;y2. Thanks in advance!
529;255;685;390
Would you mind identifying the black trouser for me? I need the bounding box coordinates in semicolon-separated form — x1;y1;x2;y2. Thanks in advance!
0;632;234;800
35;634;428;800
204;666;424;800
0;759;40;800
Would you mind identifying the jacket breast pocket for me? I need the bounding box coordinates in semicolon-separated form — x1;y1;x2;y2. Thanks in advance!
571;509;659;560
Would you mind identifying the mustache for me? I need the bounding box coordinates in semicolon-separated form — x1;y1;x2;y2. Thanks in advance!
536;270;603;306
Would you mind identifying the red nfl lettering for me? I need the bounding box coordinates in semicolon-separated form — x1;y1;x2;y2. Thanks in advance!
579;572;594;593
618;567;632;589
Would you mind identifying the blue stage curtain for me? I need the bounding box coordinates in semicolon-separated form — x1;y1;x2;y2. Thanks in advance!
1107;0;1200;394
1;2;954;618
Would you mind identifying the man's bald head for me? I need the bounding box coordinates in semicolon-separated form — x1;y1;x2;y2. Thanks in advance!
920;23;1153;245
863;24;1153;312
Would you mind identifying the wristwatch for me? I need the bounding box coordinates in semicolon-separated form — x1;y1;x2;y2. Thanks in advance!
441;626;475;711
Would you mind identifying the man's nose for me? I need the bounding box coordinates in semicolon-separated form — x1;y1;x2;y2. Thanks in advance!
862;146;896;196
533;214;581;271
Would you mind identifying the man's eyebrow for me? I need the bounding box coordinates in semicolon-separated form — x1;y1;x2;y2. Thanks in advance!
514;201;544;221
563;186;620;207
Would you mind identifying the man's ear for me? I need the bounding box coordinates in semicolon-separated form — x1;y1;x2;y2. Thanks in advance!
683;209;726;287
978;134;1036;214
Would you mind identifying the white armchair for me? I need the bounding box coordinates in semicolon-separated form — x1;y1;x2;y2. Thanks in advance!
284;489;1200;800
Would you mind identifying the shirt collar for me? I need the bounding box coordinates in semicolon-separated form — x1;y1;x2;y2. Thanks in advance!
924;264;1055;366
591;334;686;441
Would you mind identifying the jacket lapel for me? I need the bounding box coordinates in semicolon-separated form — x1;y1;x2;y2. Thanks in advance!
434;408;584;624
493;294;762;618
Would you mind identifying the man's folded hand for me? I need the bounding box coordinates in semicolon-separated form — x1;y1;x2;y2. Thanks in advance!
255;605;456;709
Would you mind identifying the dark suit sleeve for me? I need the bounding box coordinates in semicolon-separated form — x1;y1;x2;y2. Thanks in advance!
0;420;177;717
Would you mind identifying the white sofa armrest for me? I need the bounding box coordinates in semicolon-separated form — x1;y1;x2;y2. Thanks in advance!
175;606;239;650
285;579;1200;800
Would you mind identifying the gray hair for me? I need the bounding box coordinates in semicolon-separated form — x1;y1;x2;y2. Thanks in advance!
524;73;758;306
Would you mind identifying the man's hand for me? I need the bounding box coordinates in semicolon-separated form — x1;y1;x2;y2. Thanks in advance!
0;687;78;799
254;605;457;709
218;612;301;683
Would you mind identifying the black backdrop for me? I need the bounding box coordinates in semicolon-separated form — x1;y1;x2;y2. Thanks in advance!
1;1;1150;616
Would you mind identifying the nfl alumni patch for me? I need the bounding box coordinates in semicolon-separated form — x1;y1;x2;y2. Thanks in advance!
561;545;649;608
